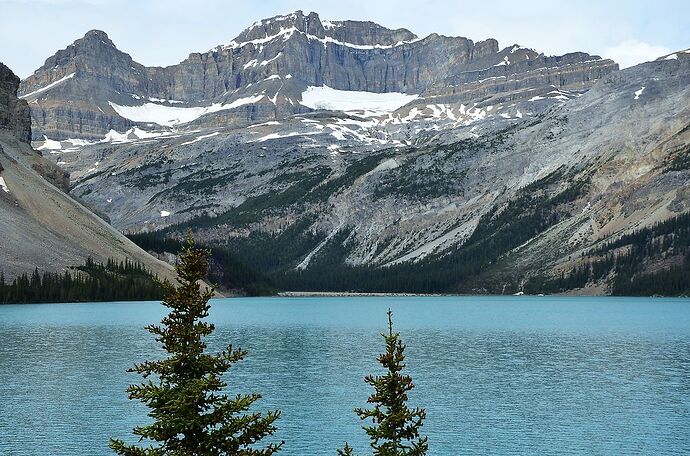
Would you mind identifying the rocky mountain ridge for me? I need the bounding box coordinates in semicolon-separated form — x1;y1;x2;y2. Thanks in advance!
19;11;617;140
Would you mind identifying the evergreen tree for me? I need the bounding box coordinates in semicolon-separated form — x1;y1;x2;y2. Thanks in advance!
109;238;282;455
339;310;428;456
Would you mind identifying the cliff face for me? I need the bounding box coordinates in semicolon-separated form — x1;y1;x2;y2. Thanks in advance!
19;11;618;140
0;62;31;143
1;61;67;190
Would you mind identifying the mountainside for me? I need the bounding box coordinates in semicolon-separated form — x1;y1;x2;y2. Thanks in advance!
0;62;174;281
19;10;616;141
15;12;690;294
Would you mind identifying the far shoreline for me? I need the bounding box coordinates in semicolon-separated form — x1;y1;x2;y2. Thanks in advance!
278;291;447;298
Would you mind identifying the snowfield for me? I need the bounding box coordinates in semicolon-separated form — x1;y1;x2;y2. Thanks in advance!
300;86;418;116
0;177;9;193
108;95;264;127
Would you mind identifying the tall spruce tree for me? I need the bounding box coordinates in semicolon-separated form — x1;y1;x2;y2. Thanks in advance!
110;238;282;455
339;310;428;456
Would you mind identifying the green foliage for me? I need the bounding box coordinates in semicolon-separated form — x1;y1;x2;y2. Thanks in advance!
154;159;592;295
612;253;690;295
277;169;586;294
117;159;173;190
109;239;282;455
373;159;466;200
180;167;331;228
212;217;324;273
340;310;427;456
525;212;690;296
127;232;277;296
0;258;162;304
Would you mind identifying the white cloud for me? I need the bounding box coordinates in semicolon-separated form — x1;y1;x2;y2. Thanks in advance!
602;39;670;69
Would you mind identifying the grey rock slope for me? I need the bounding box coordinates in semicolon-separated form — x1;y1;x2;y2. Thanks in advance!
19;11;617;140
0;62;174;280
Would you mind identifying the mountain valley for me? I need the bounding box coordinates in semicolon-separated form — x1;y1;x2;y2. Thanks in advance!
6;11;690;295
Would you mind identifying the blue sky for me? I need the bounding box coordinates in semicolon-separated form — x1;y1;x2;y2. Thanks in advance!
1;0;688;78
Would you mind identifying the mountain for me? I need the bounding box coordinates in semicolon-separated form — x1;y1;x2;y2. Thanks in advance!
15;12;690;294
19;10;616;141
0;61;174;281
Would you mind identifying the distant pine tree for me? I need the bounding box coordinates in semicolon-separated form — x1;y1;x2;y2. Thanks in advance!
109;238;282;455
339;310;428;456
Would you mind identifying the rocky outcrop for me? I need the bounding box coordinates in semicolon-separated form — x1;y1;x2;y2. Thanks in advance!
19;11;618;140
0;62;31;143
1;61;69;190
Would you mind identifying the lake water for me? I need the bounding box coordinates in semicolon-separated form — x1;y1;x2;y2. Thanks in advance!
1;296;689;455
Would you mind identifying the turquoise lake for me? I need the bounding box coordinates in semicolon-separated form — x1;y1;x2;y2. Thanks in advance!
1;296;689;455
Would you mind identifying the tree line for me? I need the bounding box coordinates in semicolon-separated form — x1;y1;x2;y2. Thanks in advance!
127;232;277;296
0;258;162;304
525;212;690;296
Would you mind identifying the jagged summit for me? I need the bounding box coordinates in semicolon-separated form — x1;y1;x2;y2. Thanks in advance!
226;11;418;50
82;29;114;43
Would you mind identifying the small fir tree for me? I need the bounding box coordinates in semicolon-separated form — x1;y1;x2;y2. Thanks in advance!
110;238;282;455
339;309;428;456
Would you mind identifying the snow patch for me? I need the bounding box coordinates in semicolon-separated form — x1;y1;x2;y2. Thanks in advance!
180;131;221;146
225;25;423;52
248;121;281;128
495;56;510;66
36;135;62;150
20;72;75;99
147;97;185;104
100;129;132;143
225;26;298;49
260;52;282;66
160;211;171;217
300;85;418;116
0;177;9;193
251;131;320;143
109;96;263;127
634;86;645;100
